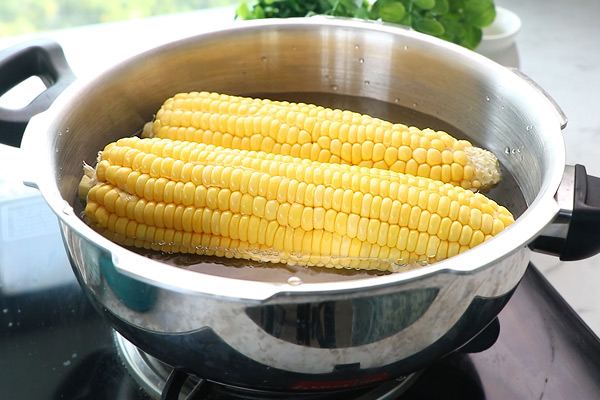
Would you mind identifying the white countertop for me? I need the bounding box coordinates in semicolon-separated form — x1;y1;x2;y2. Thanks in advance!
2;1;600;333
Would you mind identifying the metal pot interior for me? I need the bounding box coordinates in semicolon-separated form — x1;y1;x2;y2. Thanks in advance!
28;18;565;285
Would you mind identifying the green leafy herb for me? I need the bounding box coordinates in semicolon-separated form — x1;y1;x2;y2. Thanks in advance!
235;0;496;49
378;2;406;23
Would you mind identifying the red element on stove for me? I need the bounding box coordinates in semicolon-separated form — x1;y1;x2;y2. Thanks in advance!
289;373;390;390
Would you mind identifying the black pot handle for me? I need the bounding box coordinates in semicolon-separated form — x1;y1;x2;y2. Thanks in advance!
560;164;600;261
532;165;600;261
0;38;75;147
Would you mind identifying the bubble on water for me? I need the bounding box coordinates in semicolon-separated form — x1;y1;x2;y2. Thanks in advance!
504;146;522;155
358;58;365;64
364;80;370;85
330;84;339;91
417;259;430;267
287;276;303;286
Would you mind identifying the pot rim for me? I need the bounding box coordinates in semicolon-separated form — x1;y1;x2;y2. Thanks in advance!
21;17;566;301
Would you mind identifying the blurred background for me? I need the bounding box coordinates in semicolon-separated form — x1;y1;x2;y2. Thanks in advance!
0;0;238;36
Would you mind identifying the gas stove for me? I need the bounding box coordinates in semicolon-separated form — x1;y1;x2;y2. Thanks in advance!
2;192;600;399
2;2;600;397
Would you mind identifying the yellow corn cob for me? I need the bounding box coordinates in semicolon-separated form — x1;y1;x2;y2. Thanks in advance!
82;136;513;272
144;91;501;190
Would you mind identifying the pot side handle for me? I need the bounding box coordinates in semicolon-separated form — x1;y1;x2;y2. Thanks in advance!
531;165;600;261
0;38;75;147
561;165;600;261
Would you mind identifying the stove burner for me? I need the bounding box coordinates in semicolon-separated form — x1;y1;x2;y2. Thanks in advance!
113;331;419;399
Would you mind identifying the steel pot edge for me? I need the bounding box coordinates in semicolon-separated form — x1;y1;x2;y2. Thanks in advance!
16;17;567;302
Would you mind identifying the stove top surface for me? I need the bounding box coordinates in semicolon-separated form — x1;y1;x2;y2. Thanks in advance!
2;259;600;399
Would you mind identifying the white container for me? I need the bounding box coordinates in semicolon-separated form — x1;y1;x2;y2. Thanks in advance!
477;7;522;67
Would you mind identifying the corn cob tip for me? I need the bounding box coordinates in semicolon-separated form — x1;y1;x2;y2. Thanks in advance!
464;146;501;190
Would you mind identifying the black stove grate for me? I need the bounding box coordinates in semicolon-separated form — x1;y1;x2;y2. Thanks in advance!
115;316;501;400
115;330;417;400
